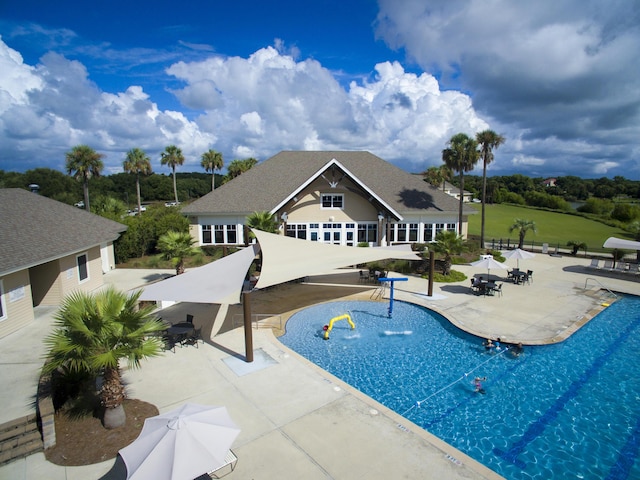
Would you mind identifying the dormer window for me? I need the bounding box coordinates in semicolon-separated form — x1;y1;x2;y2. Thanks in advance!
321;194;343;209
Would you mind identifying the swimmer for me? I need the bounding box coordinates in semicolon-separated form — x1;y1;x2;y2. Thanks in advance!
483;339;495;350
511;342;524;357
474;376;487;394
495;337;502;351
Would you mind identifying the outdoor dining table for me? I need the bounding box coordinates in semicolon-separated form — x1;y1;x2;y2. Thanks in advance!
167;322;195;336
475;281;497;296
510;271;527;284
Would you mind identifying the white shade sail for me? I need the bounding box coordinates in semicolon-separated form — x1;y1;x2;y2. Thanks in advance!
252;229;421;290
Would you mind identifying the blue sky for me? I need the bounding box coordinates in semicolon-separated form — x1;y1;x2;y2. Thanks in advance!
1;0;639;179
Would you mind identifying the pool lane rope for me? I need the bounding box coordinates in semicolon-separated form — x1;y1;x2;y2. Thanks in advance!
401;347;509;417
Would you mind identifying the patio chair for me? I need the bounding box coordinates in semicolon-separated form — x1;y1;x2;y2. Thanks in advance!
186;314;194;324
359;270;369;283
492;283;503;297
614;262;628;274
587;258;600;269
602;259;614;270
164;333;182;353
526;270;534;283
207;449;238;479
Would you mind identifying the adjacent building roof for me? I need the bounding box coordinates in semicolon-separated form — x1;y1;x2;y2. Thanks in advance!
0;188;127;276
183;151;474;218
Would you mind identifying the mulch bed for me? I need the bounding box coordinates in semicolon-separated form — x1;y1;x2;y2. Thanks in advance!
44;399;159;466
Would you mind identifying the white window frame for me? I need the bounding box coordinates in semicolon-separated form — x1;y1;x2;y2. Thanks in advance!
321;193;344;209
76;252;89;283
0;280;6;321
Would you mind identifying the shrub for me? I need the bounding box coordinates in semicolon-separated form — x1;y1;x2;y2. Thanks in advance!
424;269;467;283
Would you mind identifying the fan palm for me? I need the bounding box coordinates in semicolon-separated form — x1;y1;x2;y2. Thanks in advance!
123;148;152;215
201;149;224;191
160;145;185;204
246;211;278;234
442;133;479;235
157;230;199;275
65;145;104;212
476;130;505;248
509;218;537;249
42;287;165;429
431;230;465;275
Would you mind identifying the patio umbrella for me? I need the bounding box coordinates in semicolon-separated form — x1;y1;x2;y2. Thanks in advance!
119;403;240;480
470;257;509;279
501;248;536;269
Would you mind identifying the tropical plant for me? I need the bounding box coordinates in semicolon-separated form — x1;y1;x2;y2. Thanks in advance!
91;195;127;221
422;165;452;191
442;133;479;235
224;158;258;183
42;287;165;429
201;149;224;191
160;145;185;204
123;148;152;215
65;145;104;212
430;230;465;275
476;130;505;248
566;240;587;256
157;230;200;275
509;218;537;249
246;211;279;235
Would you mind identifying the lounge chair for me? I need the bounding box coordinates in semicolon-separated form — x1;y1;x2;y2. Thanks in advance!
614;262;628;273
587;258;600;269
207;450;238;479
602;260;614;270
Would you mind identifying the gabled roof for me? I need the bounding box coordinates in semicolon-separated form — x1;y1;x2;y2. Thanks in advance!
0;188;127;276
183;151;472;217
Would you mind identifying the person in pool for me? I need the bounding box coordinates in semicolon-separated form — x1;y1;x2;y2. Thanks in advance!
474;376;487;393
511;342;524;357
483;338;495;351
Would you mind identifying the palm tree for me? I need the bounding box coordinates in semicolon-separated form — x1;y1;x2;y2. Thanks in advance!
65;145;104;212
442;133;479;235
160;145;185;204
42;287;165;429
123;148;152;215
157;230;199;275
224;158;258;183
431;230;465;275
201;149;224;191
509;218;537;249
246;211;279;234
476;130;505;249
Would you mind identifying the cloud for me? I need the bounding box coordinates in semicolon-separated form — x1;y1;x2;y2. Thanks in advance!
375;0;640;178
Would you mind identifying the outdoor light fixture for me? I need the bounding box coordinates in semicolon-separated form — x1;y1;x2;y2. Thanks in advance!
281;212;288;222
378;212;384;222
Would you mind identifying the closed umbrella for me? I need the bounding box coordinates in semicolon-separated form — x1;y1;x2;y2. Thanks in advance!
501;248;536;269
470;256;509;279
119;403;240;480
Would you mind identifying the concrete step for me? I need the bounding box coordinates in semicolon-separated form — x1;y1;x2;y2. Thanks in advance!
0;415;43;466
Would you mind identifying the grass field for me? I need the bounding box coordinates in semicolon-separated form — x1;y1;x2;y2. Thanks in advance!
467;203;631;252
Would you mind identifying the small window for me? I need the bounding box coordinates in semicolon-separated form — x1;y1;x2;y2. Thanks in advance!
321;194;343;209
77;253;89;283
202;225;212;244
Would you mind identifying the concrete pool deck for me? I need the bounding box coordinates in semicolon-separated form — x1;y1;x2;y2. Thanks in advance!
1;253;638;479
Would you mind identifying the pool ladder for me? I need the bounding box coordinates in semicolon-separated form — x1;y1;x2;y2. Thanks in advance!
584;277;618;299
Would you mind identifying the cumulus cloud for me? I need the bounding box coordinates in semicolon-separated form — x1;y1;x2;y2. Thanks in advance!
375;0;640;177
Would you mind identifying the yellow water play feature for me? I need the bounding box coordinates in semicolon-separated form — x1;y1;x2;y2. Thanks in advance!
323;313;355;340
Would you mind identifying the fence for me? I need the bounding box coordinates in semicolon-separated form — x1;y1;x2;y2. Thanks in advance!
232;313;283;331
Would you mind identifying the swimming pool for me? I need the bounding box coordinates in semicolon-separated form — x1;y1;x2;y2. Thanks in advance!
278;297;640;480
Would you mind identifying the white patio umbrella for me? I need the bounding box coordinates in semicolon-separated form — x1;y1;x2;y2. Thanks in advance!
501;248;536;269
119;403;240;480
470;256;509;279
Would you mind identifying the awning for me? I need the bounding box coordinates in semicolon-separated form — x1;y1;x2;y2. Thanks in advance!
138;244;259;304
603;237;640;250
253;229;421;289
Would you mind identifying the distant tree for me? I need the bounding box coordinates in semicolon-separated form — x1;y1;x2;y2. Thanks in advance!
157;230;199;275
431;230;465;275
476;130;505;248
65;145;104;211
566;240;588;256
91;195;127;221
422;165;452;191
509;219;537;249
123;148;152;215
224;158;258;183
160;145;185;204
442;133;479;235
43;287;165;429
611;203;640;222
201;149;224;191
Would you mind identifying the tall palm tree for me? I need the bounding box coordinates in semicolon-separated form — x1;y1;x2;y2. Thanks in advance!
160;145;185;204
442;133;479;235
509;218;537;249
157;230;199;275
224;158;258;183
246;211;279;234
65;145;104;212
201;149;224;191
431;230;465;275
42;287;165;429
476;130;505;249
123;148;152;215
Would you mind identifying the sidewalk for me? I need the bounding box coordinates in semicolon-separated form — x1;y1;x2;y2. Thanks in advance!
1;255;638;479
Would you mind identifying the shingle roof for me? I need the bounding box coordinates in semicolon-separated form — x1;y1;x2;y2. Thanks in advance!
183;151;473;217
0;189;127;276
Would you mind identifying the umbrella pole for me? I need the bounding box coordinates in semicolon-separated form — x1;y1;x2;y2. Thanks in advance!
243;292;254;362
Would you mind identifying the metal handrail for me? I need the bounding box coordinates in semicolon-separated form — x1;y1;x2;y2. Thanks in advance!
584;277;618;298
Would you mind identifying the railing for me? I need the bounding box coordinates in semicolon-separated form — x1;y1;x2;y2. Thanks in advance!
232;313;283;330
584;278;618;298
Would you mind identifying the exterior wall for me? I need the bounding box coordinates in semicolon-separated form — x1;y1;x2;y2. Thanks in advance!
100;242;117;273
0;270;34;339
31;260;62;306
193;215;247;247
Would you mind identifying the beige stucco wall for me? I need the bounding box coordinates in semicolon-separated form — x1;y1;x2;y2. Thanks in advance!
284;177;379;223
0;269;34;339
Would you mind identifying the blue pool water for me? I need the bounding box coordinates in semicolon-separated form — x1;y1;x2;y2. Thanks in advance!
278;297;640;480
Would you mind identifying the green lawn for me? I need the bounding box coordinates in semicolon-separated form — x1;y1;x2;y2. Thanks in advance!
467;204;631;252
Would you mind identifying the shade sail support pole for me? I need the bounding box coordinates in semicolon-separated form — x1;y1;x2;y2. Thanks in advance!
242;291;253;363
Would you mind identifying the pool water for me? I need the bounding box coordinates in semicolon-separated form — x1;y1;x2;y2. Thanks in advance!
279;297;640;480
